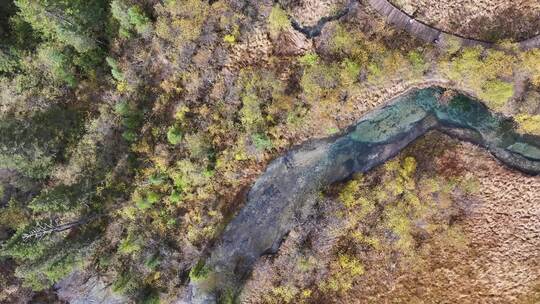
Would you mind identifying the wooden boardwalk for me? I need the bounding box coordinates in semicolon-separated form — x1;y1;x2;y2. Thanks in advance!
367;0;540;50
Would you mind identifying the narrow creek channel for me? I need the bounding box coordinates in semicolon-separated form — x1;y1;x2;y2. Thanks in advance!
187;87;540;304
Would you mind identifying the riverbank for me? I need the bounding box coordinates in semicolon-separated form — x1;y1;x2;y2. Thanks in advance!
241;131;540;303
186;87;540;303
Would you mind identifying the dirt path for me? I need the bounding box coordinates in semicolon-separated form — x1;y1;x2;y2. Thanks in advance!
367;0;540;49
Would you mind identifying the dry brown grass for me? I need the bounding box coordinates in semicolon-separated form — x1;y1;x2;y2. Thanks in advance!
346;139;540;303
391;0;540;41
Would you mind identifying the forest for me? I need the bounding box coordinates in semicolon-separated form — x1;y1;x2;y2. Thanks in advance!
0;0;539;303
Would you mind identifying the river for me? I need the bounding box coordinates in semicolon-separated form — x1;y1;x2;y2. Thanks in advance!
187;87;540;303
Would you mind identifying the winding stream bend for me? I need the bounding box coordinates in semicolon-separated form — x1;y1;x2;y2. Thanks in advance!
289;1;355;38
187;87;540;303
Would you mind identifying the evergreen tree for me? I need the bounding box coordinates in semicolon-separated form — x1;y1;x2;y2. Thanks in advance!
14;0;107;53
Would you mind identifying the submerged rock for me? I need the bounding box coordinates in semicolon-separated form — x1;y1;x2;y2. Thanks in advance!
507;141;540;161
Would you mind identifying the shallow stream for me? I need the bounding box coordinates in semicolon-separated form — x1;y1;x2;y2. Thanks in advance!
188;87;540;303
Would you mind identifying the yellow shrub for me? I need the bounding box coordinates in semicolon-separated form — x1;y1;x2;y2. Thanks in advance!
264;285;298;304
521;50;540;87
516;114;540;135
268;5;290;37
441;47;515;109
319;254;364;293
478;79;514;109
